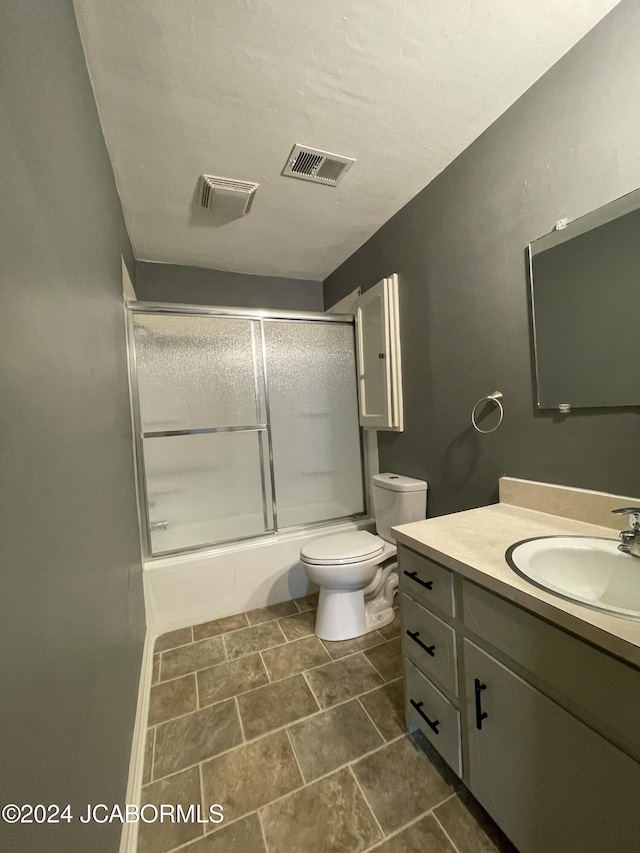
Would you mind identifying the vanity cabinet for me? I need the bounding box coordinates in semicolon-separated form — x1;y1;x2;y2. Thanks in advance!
398;544;640;853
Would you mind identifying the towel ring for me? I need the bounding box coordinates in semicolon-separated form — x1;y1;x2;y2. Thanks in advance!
471;392;504;434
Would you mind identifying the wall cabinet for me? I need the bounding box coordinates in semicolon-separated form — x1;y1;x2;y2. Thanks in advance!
354;274;403;431
399;544;640;853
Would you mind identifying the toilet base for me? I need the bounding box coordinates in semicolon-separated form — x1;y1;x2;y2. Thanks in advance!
314;571;399;642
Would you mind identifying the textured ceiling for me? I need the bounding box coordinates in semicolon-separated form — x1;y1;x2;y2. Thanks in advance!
74;0;619;280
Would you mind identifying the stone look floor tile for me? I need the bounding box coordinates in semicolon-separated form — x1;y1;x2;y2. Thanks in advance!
237;674;318;740
278;609;316;641
160;636;226;681
378;615;401;640
148;674;197;726
365;638;403;682
260;766;382;853
304;653;384;708
201;730;303;824
224;621;287;660
138;766;203;853
287;699;383;782
321;630;385;660
142;728;154;786
247;600;299;624
371;814;456;852
358;678;405;742
434;795;502;853
197;654;268;707
294;592;319;612
179;813;266;852
261;635;330;681
139;604;506;853
154;627;193;653
153;699;242;779
352;736;452;834
193;613;248;641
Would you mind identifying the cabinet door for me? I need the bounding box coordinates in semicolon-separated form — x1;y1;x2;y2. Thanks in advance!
354;275;403;430
464;640;640;853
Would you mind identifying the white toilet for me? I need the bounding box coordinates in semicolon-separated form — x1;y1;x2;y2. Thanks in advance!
300;473;428;641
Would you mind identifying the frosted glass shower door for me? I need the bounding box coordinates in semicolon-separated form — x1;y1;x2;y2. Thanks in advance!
263;321;365;528
132;313;272;554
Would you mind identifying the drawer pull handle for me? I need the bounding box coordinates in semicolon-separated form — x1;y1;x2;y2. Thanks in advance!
403;570;433;590
474;678;488;730
406;630;436;657
410;699;440;735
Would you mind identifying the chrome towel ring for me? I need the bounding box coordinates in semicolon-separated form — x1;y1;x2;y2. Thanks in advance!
471;391;504;434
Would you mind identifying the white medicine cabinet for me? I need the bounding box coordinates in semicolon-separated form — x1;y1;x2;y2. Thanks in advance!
353;274;404;431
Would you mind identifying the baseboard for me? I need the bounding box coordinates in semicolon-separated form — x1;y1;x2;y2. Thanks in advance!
119;628;154;853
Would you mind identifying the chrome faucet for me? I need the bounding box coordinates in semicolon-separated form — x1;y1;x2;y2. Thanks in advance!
612;508;640;558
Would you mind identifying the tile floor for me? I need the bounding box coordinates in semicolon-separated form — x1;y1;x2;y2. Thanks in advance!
139;596;515;853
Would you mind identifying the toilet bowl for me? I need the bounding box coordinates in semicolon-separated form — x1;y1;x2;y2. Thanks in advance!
300;473;428;642
301;531;398;641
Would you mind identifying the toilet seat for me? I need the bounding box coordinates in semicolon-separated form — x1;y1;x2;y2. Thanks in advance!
300;531;384;565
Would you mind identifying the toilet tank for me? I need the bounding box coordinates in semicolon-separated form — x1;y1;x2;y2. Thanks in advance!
372;473;428;543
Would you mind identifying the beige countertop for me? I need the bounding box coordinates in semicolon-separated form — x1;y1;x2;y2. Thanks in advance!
394;502;640;670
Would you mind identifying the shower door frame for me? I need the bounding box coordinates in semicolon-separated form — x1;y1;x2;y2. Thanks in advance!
126;301;368;560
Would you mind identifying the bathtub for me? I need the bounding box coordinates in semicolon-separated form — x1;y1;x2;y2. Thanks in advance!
143;517;372;634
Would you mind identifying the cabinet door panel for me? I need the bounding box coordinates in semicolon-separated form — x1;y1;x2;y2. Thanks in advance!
464;640;640;853
355;279;392;428
462;579;640;759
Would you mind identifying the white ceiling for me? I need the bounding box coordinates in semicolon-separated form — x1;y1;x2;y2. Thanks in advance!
74;0;619;281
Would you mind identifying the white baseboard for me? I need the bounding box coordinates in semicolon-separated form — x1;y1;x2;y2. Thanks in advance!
119;628;154;853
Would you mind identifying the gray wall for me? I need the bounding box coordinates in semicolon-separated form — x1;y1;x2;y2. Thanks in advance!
325;0;640;518
0;2;145;851
136;261;324;311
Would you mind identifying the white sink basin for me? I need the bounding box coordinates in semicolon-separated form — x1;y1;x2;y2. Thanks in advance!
506;536;640;620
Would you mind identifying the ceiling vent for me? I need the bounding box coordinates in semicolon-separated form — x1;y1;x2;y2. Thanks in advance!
282;145;355;186
198;175;259;216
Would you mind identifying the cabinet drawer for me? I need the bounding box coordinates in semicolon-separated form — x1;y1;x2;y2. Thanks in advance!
462;580;640;759
398;546;454;616
402;593;458;696
405;659;461;775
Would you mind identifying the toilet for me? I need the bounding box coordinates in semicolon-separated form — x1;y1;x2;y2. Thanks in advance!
300;473;428;641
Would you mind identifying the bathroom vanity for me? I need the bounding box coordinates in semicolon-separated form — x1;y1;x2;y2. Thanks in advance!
395;478;640;853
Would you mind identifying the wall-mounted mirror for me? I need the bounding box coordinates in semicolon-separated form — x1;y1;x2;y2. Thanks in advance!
528;188;640;410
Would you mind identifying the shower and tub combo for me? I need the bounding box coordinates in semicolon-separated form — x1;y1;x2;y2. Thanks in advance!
127;302;370;632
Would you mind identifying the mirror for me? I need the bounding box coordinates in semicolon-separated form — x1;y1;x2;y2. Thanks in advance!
528;188;640;410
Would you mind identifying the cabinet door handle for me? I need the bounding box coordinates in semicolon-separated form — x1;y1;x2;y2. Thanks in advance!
406;630;436;657
403;570;433;590
410;699;440;735
474;678;488;730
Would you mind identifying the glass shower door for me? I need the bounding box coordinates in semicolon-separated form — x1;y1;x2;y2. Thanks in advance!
132;313;273;554
263;320;364;529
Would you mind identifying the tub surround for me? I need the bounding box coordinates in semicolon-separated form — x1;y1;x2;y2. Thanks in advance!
394;477;640;667
144;518;372;635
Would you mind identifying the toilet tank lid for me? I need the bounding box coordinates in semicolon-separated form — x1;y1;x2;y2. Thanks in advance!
373;473;428;493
